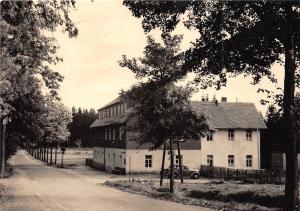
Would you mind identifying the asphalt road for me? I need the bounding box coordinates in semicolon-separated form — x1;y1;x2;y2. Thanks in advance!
1;151;213;211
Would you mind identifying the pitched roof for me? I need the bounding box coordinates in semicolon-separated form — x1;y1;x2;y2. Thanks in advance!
97;96;122;111
191;101;267;129
90;114;127;128
91;97;267;130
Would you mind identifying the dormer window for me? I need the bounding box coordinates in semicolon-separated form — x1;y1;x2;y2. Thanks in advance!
207;133;213;141
118;104;122;114
228;129;235;141
246;129;252;141
116;105;119;116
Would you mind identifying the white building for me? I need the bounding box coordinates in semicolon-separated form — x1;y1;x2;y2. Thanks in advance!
90;97;267;174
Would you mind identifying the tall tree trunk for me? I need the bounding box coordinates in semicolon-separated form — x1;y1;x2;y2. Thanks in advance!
54;145;58;165
169;139;174;193
43;147;46;162
50;146;53;165
160;143;166;186
46;147;49;163
283;31;298;210
41;147;43;161
177;140;183;183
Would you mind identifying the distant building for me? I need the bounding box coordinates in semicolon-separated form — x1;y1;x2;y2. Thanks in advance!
90;97;267;174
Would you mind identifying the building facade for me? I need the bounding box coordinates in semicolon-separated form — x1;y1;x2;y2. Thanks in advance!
90;97;267;174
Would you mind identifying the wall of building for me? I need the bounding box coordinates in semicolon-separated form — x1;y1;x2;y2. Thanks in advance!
200;129;261;169
125;149;202;174
93;147;126;172
93;129;261;173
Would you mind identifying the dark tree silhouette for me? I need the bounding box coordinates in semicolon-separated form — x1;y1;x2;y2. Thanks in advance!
68;107;97;147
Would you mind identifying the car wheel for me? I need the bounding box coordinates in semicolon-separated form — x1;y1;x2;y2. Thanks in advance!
192;173;199;179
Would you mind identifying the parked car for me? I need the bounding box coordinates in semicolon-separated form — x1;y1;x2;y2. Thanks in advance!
162;165;200;179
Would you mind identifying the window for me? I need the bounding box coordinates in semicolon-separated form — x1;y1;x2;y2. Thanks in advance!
124;158;126;165
145;155;152;168
207;155;213;166
207;133;213;141
104;129;108;140
228;155;235;167
123;103;126;113
175;155;183;166
115;127;120;140
246;130;252;141
112;128;115;140
246;155;253;167
228;129;235;140
108;128;111;140
111;128;114;141
119;104;122;114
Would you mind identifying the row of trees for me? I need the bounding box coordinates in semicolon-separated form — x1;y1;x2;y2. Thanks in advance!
68;107;98;147
122;1;300;209
0;1;77;174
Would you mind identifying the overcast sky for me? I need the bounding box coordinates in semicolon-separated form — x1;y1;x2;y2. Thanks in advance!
52;0;284;114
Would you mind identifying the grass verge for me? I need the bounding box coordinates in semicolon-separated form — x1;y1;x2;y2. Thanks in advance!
104;179;283;210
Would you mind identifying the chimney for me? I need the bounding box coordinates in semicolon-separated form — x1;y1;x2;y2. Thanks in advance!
221;97;227;102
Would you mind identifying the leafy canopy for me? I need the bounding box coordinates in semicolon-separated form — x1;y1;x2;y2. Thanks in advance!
123;1;300;89
1;0;77;156
123;82;208;149
120;33;208;148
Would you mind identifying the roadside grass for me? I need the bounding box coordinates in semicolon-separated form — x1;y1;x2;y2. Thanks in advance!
104;179;284;210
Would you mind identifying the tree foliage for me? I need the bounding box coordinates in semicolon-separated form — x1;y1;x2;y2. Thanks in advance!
124;1;300;88
42;98;72;146
120;33;186;84
0;0;77;157
68;107;97;147
122;82;208;149
120;33;209;193
120;34;208;148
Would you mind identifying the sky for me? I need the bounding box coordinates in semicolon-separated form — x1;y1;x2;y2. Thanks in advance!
52;0;285;114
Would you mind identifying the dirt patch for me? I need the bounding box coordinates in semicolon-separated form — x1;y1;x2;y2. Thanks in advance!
104;179;283;211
